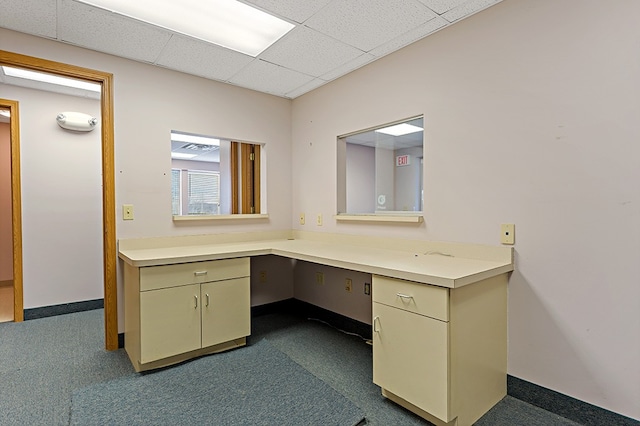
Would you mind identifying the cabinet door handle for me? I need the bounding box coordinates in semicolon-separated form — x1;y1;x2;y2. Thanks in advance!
396;293;414;300
373;316;380;333
206;293;210;307
194;295;198;309
194;271;208;277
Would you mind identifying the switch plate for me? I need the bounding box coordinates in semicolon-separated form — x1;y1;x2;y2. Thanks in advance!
315;272;324;285
299;213;305;225
259;270;267;283
501;224;515;244
123;204;134;220
364;282;371;296
317;213;322;226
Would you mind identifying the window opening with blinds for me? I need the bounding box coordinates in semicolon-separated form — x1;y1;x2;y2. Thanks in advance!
188;170;220;214
172;169;220;215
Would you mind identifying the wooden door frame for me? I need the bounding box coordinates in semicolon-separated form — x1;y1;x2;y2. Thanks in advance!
0;98;23;322
0;50;118;351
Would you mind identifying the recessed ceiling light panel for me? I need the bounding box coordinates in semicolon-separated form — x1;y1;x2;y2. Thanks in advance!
171;132;220;146
2;66;101;92
375;123;423;136
78;0;295;57
171;152;198;160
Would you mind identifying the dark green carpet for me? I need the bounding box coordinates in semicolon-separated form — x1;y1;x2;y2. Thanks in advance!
0;309;591;425
70;339;365;426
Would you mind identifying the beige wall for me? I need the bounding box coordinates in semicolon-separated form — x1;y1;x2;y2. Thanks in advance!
0;122;11;282
0;27;293;326
1;0;639;420
291;0;639;420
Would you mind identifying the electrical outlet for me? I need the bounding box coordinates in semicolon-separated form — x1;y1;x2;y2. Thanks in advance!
316;213;322;226
315;272;324;285
259;270;267;283
122;204;134;220
501;223;515;245
299;213;305;225
364;282;371;296
345;278;353;293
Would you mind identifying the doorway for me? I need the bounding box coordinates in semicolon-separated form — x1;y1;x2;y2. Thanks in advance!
0;50;118;350
0;99;20;323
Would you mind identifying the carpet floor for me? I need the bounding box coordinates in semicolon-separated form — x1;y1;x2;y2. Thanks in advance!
0;308;586;425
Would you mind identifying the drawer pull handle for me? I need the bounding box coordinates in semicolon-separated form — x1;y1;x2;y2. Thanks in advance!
396;293;414;300
194;271;208;276
194;295;198;308
373;316;380;333
206;293;210;307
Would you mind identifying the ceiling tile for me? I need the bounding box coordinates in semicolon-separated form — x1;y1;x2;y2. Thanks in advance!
58;0;172;63
228;60;316;97
259;26;365;77
285;78;328;99
0;0;57;38
442;0;502;23
155;35;254;82
241;0;333;24
305;0;437;52
415;0;469;15
320;53;375;81
369;16;449;58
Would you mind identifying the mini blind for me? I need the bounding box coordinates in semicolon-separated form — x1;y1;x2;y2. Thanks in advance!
171;169;180;215
188;170;220;215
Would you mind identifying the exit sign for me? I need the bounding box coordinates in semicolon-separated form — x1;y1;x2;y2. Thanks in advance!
396;155;410;167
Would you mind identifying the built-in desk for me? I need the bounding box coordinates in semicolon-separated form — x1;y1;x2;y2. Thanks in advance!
119;231;513;426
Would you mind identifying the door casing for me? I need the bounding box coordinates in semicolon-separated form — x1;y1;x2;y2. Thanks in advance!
0;50;118;351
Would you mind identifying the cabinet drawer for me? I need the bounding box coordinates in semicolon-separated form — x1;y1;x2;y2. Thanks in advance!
140;257;250;291
373;275;449;322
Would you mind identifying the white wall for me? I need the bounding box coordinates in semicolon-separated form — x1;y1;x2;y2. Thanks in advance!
346;143;374;213
394;146;422;211
291;0;639;420
0;85;102;307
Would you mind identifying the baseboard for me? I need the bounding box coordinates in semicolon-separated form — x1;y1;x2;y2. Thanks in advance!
252;298;372;340
24;299;104;320
251;299;299;317
254;299;638;425
507;376;639;425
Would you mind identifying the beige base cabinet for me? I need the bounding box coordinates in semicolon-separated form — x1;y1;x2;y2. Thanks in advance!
125;258;250;372
373;274;507;426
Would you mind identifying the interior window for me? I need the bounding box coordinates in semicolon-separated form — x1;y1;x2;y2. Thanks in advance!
171;131;262;216
337;116;423;215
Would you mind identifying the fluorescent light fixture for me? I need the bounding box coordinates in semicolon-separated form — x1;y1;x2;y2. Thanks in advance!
0;110;10;118
171;152;198;160
79;0;295;57
375;123;423;136
2;66;101;92
171;132;220;146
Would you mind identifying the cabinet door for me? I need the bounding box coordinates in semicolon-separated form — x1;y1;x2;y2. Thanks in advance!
140;284;201;363
373;302;451;422
201;277;250;348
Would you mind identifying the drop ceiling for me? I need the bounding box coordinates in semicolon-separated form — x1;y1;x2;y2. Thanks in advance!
0;0;502;99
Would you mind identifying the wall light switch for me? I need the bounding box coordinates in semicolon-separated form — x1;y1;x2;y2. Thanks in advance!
316;213;323;226
501;223;515;245
123;204;134;220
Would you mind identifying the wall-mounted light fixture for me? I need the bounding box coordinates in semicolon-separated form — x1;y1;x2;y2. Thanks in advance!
56;111;98;132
